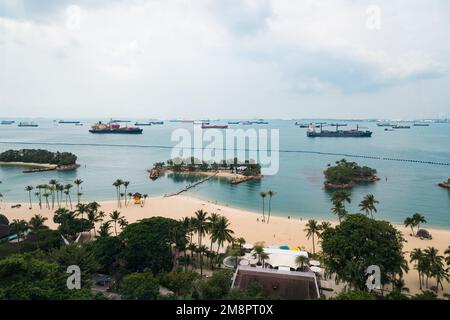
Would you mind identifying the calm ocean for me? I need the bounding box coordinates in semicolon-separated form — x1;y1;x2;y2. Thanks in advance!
0;119;449;228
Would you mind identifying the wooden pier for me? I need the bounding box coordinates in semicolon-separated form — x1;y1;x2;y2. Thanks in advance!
164;172;218;197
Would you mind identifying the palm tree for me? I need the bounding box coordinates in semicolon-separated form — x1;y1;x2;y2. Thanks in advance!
259;192;267;221
75;203;89;220
266;190;277;223
123;181;130;206
359;194;379;219
193;209;208;248
197;244;208;276
412;213;427;231
43;192;50;209
260;252;270;268
9;219;28;252
410;248;424;290
237;237;246;254
48;179;57;209
64;184;73;209
445;246;450;266
36;185;44;209
28;214;48;232
74;179;83;204
404;217;417;236
295;255;309;271
56;184;64;208
330;190;351;207
331;201;347;223
208;212;220;254
229;248;241;269
253;243;264;265
112;179;123;207
142;194;148;206
87;210;100;239
109;210;124;236
431;264;450;294
319;221;332;238
423;247;443;289
213;216;234;263
25;185;34;209
304;219;320;254
98;221;112;237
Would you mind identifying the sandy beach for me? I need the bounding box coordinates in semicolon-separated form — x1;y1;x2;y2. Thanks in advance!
0;162;58;169
1;195;449;296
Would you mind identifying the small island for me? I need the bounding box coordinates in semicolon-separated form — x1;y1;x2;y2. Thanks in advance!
439;178;450;189
323;159;379;189
148;157;262;184
0;149;80;173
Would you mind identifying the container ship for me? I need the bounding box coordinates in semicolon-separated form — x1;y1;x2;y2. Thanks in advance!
1;120;15;125
89;121;143;134
307;124;372;138
58;120;81;124
201;124;228;129
18;122;39;127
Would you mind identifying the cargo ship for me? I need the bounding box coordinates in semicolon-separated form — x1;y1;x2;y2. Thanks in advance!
135;122;152;126
1;120;15;125
18;122;39;127
201;124;228;129
58;120;81;124
413;123;430;127
391;124;411;129
89;121;143;134
376;122;394;127
307;123;372;138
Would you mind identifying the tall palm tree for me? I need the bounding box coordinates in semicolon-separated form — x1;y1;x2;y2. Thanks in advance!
193;209;208;248
266;190;277;223
404;217;417;236
142;194;148;206
253;243;264;265
43;192;50;209
260;252;270;268
109;210;124;236
359;194;379;219
207;212;220;254
98;221;112;237
295;255;309;271
64;184;73;209
319;221;332;238
330;190;351;207
48;179;57;209
431;264;450;294
56;184;64;208
36;185;44;209
412;213;427;231
123;181;130;206
87;210;100;239
237;237;246;254
197;245;208;276
445;246;450;266
25;185;34;209
410;248;424;290
112;179;124;208
259;192;267;221
423;246;443;288
74;179;83;204
213;216;234;263
304;220;320;254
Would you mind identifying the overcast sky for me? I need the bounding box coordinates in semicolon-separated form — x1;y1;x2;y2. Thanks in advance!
1;0;449;119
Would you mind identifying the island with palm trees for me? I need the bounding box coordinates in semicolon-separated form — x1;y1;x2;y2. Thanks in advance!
149;157;262;184
323;159;379;189
0;149;80;172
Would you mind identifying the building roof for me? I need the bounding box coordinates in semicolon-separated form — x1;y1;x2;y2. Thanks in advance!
232;266;320;300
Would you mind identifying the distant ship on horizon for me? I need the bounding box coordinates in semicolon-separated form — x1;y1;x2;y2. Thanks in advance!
89;121;143;134
307;123;372;138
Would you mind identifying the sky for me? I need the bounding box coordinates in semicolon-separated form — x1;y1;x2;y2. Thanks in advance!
0;0;449;119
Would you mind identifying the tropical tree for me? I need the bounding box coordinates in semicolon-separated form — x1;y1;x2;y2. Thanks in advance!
236;237;246;254
123;181;130;206
197;245;208;276
359;194;379;219
295;255;309;271
319;221;332;238
404;217;417;236
142;194;148;206
331;200;347;223
64;184;73;209
212;216;234;263
98;221;112;238
109;210;124;236
412;213;427;231
266;190;277;223
113;179;123;208
331;190;351;207
304;220;320;254
43;192;50;209
74;179;83;204
48;179;57;209
259;192;267;221
445;246;450;266
193;209;208;248
260;252;270;268
29;214;48;232
253;243;264;265
25;185;34;209
9;219;29;252
75;203;89;220
410;248;424;290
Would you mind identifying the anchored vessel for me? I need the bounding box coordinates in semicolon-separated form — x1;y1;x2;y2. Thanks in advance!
1;120;15;125
307;123;372;138
18;122;39;127
58;120;81;124
201;124;228;129
89;121;143;134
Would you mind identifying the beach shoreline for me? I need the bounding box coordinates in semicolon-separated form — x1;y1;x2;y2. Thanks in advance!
0;161;58;169
1;194;449;296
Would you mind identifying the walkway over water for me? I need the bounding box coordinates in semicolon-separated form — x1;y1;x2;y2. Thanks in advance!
164;172;218;197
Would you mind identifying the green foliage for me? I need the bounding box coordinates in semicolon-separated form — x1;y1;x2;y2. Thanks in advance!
118;217;182;273
412;291;439;300
91;236;123;274
224;282;275;300
333;291;378;300
321;214;407;290
0;252;98;299
324;159;377;185
196;270;233;300
0;149;77;165
159;266;200;296
118;269;159;300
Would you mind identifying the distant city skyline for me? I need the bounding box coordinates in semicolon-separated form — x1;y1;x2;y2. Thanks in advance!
1;0;449;119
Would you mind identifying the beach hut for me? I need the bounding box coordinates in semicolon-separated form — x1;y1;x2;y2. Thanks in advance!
132;193;143;205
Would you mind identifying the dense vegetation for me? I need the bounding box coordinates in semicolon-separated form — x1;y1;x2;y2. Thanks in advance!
324;159;377;186
164;157;261;176
0;149;77;165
